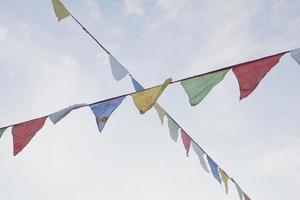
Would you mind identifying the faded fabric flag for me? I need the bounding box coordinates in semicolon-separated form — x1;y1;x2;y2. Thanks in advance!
191;141;209;173
207;155;222;184
233;52;286;100
132;78;172;114
130;76;144;92
0;127;7;138
181;69;229;106
231;178;243;200
180;129;191;156
109;55;129;81
243;192;251;200
167;115;179;142
49;103;88;124
12;116;47;156
219;168;230;194
291;48;300;66
90;96;125;133
52;0;70;21
154;103;165;124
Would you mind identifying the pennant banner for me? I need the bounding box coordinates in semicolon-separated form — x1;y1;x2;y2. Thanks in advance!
243;192;251;200
207;155;222;184
154;103;165;124
12;116;47;156
232;179;244;200
233;53;286;100
49;103;87;124
180;129;191;156
132;78;172;114
52;0;70;21
130;76;144;92
181;69;229;106
167;115;179;142
291;48;300;65
109;55;129;81
191;141;209;173
219;168;230;194
90;96;125;133
0;127;7;138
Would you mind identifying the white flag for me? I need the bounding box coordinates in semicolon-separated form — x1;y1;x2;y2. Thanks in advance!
109;55;129;81
49;103;87;124
191;141;209;173
291;48;300;66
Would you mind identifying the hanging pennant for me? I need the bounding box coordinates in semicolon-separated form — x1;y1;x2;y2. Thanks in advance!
231;178;243;200
233;52;286;100
90;96;125;133
207;155;222;184
291;48;300;65
243;192;251;200
167;115;179;142
191;141;209;173
51;0;70;21
109;55;129;81
49;103;88;124
180;129;191;156
0;127;7;138
219;168;230;194
132;78;172;114
181;69;229;106
12;116;47;156
154;103;165;124
130;76;144;92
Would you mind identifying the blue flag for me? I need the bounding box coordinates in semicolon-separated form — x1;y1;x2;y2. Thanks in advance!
90;96;125;133
130;76;144;92
207;156;222;184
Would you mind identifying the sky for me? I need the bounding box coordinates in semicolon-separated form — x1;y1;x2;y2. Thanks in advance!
0;0;300;199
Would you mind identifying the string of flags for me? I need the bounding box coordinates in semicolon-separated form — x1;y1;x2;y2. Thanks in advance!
1;0;299;199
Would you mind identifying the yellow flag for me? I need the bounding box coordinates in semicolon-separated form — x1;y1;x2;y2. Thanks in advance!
219;168;230;194
52;0;70;21
132;78;172;114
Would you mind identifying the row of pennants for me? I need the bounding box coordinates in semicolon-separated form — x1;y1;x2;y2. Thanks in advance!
1;0;300;199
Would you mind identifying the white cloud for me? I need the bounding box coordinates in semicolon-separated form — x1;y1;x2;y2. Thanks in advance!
123;0;144;16
87;0;102;20
0;24;8;40
155;0;190;19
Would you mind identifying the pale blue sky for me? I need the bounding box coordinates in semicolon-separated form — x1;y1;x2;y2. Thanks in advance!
0;0;300;200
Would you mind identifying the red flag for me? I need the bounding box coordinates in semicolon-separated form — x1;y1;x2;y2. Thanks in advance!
243;192;251;200
233;53;286;100
180;129;191;156
12;116;47;156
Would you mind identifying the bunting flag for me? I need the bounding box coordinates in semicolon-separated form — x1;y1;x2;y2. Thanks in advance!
0;127;7;138
49;103;88;124
181;69;229;106
167;115;179;142
233;52;286;100
154;103;165;124
109;55;129;81
291;48;300;65
90;96;125;133
219;168;230;194
243;192;251;200
180;129;191;156
51;0;70;21
191;141;209;173
132;78;172;114
231;179;243;200
12;116;47;156
207;155;222;184
130;76;144;92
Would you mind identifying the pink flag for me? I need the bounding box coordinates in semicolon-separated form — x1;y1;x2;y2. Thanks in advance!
12;116;47;156
243;192;251;200
233;53;286;100
180;129;191;156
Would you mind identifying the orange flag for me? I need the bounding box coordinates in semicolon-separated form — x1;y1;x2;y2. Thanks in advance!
12;116;47;156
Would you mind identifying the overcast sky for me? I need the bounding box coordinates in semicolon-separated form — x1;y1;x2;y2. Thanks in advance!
0;0;300;199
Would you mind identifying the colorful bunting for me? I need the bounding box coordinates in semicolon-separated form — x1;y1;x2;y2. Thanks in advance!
49;103;87;124
132;78;172;114
243;192;251;200
12;116;47;156
167;115;179;142
233;53;286;100
219;168;230;194
154;103;165;124
90;96;125;133
0;127;7;138
207;155;222;184
51;0;70;21
191;141;209;173
180;129;191;156
291;48;300;65
109;55;129;81
231;179;243;200
130;76;144;92
181;69;229;106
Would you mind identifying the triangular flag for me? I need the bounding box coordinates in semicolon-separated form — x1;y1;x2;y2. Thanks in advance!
109;55;129;81
167;115;179;142
207;155;222;184
219;168;230;194
51;0;70;21
233;53;286;100
291;48;300;65
180;129;191;156
0;127;7;138
132;78;172;114
90;96;125;133
130;76;144;92
231;179;243;200
243;192;251;200
12;116;47;156
181;69;229;106
49;103;87;124
191;141;209;173
154;103;166;124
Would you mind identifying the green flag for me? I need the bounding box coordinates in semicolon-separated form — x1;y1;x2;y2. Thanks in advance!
167;115;179;142
0;127;7;138
181;69;229;106
154;103;165;124
52;0;70;21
